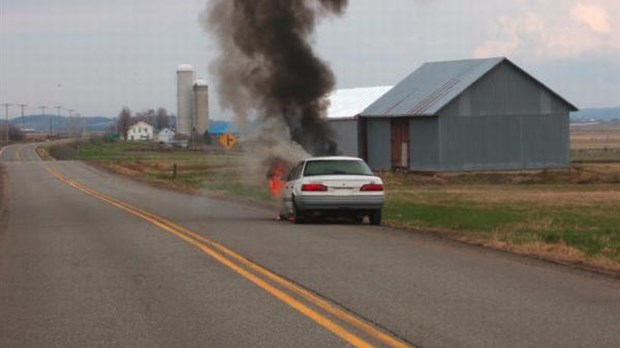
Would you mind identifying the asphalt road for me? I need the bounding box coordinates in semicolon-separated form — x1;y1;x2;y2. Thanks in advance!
1;143;619;347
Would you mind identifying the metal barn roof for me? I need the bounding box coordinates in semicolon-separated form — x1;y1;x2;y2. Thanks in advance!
361;57;577;117
327;86;392;119
209;121;239;135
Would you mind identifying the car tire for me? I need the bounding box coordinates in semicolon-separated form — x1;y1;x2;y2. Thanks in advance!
292;197;305;224
369;209;382;225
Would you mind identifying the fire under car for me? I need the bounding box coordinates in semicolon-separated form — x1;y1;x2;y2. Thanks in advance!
279;156;385;225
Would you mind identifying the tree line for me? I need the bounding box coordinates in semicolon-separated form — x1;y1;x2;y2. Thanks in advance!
0;123;25;141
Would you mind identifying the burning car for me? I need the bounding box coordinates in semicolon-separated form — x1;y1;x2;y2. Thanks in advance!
277;156;384;225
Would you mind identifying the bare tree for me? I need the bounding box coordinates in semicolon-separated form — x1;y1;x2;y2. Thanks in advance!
117;107;132;140
133;109;158;128
146;109;156;125
156;108;169;130
0;123;25;141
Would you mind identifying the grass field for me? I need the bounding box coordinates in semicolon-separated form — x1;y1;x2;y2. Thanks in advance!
48;130;620;272
383;172;620;267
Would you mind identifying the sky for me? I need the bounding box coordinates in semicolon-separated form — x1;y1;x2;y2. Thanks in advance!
1;0;619;119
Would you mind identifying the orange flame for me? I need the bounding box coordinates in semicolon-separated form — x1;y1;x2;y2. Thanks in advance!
268;164;285;199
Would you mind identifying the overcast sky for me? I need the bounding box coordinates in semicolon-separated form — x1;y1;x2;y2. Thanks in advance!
1;0;618;119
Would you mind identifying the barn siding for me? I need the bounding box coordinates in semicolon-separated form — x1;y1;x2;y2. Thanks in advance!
442;63;573;117
439;115;521;171
409;117;440;170
432;61;572;171
329;119;359;157
366;118;391;170
521;113;570;168
437;113;569;171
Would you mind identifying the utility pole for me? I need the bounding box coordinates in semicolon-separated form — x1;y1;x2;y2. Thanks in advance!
68;109;75;137
17;104;27;130
40;106;47;136
77;113;84;139
2;103;11;142
54;106;62;137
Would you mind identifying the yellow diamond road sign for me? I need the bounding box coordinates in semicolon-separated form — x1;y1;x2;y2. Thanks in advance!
219;131;238;150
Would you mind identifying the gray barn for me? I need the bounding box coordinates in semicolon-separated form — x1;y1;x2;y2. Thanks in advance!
327;86;392;158
330;57;578;171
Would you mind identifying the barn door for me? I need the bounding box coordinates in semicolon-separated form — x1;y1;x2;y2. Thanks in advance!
391;119;409;169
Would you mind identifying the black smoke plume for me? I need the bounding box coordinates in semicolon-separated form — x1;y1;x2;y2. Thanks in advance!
204;0;348;156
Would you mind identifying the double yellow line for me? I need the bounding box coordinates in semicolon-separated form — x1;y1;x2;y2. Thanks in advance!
44;166;410;348
15;146;23;161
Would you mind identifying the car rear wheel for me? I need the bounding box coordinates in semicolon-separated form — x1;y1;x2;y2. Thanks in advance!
369;209;382;225
292;197;305;224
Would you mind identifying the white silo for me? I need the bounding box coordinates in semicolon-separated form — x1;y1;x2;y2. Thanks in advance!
193;79;209;137
177;64;195;136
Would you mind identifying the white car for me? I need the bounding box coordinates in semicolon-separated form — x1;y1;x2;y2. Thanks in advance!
279;156;385;225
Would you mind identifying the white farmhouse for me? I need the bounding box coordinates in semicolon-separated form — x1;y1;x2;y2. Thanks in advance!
127;121;154;141
156;128;175;143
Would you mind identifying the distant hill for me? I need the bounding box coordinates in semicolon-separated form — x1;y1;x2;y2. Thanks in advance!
10;115;114;132
12;111;617;132
10;114;229;134
571;107;619;123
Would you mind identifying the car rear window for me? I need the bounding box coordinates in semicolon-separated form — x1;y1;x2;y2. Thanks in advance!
303;160;373;176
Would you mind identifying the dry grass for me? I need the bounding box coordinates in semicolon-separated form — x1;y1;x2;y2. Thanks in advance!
393;185;620;206
484;239;620;274
571;124;620;150
571;123;620;162
35;146;55;161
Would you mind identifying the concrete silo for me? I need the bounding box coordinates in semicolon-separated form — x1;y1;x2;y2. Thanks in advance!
193;79;209;137
177;64;195;136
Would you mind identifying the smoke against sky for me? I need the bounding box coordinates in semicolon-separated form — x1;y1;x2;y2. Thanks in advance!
205;0;348;157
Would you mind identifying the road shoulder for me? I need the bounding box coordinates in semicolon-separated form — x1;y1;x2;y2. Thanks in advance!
0;164;7;231
0;164;9;271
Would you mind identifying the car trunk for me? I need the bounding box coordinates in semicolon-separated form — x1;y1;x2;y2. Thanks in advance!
304;176;377;194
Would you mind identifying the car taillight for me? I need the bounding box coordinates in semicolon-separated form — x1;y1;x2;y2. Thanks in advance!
360;183;384;191
301;183;328;192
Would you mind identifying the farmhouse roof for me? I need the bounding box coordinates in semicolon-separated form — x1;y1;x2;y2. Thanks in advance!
157;127;174;134
208;121;239;135
361;57;577;117
129;121;154;128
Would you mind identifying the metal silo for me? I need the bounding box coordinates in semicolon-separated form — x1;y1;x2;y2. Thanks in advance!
193;79;209;137
177;64;195;135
